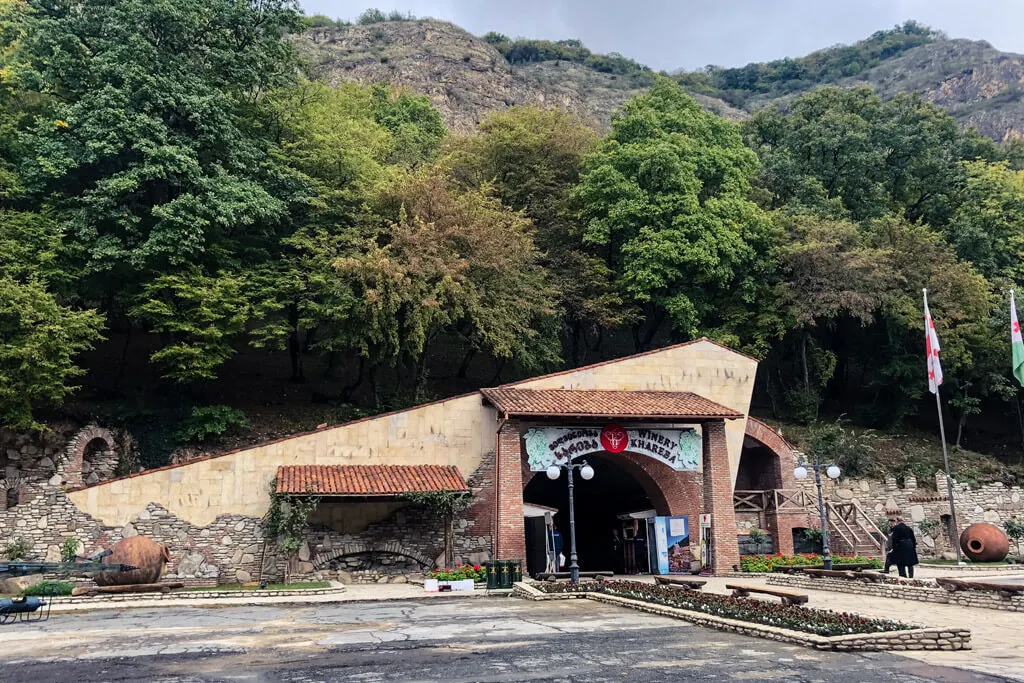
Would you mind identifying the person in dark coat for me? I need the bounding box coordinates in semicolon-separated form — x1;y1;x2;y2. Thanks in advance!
882;519;895;573
890;517;919;578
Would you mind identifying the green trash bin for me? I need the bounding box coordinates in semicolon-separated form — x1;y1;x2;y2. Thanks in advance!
509;560;523;584
499;560;512;589
485;561;500;590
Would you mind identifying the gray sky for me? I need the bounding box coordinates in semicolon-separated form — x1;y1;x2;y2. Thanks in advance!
299;0;1024;71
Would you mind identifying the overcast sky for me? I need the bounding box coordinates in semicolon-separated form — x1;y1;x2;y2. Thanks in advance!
299;0;1024;71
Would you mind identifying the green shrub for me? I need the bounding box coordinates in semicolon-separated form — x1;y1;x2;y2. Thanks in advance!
3;538;31;560
358;8;387;24
175;405;249;443
22;581;74;596
739;553;882;573
59;536;80;562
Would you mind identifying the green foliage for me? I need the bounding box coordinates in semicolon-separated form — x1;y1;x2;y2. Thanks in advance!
482;32;510;45
59;537;80;562
0;276;104;431
917;519;941;538
22;580;74;596
357;8;388;24
494;37;655;87
802;528;824;544
262;479;321;561
573;79;775;352
430;565;485;581
405;489;473;568
175;406;250;444
3;538;31;560
131;270;250;384
739;553;882;573
808;419;877;478
685;22;940;103
747;528;769;553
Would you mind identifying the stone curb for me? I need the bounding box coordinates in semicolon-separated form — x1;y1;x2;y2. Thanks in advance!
918;563;1024;573
48;587;516;612
767;574;1024;613
512;584;970;651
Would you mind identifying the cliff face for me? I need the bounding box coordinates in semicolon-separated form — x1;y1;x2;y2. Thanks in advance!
301;21;1024;141
299;21;739;131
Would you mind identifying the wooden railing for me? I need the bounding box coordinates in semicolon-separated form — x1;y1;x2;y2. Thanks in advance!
733;489;811;515
733;490;883;557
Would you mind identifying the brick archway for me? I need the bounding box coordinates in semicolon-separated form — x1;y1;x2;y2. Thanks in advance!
742;417;811;556
59;426;119;487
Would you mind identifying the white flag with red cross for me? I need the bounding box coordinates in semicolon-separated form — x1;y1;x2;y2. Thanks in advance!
923;289;943;394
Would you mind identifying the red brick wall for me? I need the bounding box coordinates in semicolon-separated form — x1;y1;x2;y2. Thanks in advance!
495;421;526;560
703;420;740;573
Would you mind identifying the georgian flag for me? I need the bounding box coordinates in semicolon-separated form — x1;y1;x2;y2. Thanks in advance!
923;289;943;394
1012;290;1024;388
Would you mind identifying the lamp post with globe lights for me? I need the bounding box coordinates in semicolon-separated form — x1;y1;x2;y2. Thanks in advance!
546;459;595;585
793;455;841;570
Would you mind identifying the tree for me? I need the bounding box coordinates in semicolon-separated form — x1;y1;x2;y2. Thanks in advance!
4;0;305;322
0;209;103;430
404;490;473;569
444;107;626;365
1005;518;1024;559
262;480;321;584
772;213;898;420
131;269;250;384
572;78;774;352
944;161;1024;282
335;168;560;400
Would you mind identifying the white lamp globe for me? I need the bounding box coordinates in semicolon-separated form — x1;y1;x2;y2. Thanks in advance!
580;464;595;481
546;465;561;480
826;465;841;480
793;466;809;480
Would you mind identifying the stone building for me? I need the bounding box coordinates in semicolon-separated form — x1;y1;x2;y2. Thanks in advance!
6;338;1012;586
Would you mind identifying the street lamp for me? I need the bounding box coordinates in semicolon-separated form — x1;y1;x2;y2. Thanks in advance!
793;453;841;570
547;459;594;584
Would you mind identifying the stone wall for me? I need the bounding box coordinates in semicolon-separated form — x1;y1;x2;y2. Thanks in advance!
0;428;494;586
804;471;1024;558
768;574;1024;612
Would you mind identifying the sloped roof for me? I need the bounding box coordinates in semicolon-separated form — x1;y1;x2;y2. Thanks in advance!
479;388;742;420
275;465;469;496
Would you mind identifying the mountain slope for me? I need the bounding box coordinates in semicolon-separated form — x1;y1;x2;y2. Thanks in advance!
299;21;741;131
301;19;1024;141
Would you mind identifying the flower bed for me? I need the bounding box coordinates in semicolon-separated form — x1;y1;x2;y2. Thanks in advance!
740;553;882;573
534;580;909;636
429;565;485;582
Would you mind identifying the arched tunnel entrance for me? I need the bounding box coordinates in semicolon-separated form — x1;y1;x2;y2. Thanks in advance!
522;454;667;575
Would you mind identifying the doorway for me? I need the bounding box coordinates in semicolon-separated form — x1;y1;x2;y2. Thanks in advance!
522;455;658;573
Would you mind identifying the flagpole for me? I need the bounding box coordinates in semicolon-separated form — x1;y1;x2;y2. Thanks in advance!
924;288;963;565
933;385;963;565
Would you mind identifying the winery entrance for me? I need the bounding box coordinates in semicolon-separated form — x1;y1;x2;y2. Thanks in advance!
522;454;661;576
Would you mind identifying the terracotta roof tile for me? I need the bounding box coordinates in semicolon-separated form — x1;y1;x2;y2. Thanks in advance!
479;388;742;420
275;465;469;496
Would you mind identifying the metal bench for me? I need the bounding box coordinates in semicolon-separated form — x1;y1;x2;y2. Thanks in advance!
726;584;809;606
654;576;707;590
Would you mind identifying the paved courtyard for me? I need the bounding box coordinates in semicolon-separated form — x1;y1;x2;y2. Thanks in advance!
0;597;1016;683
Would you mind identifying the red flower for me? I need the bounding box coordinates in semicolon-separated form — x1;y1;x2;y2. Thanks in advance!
473;565;481;571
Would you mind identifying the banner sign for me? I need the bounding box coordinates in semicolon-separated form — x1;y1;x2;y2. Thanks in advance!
654;516;691;574
524;424;701;471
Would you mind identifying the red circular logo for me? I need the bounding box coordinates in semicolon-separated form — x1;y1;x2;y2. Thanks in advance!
600;424;629;453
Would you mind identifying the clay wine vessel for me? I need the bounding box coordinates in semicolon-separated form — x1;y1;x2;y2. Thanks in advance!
959;522;1009;563
95;536;171;586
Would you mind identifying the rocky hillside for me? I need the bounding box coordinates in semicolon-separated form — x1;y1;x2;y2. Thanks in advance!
299;21;740;131
300;19;1024;141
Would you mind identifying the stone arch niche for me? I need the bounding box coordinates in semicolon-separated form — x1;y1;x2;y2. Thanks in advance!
59;426;120;487
0;474;22;511
312;542;435;583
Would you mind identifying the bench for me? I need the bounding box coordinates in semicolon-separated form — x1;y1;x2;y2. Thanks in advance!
541;571;613;582
803;569;858;580
654;576;707;590
936;577;1024;599
726;584;809;606
771;563;876;574
852;571;889;583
